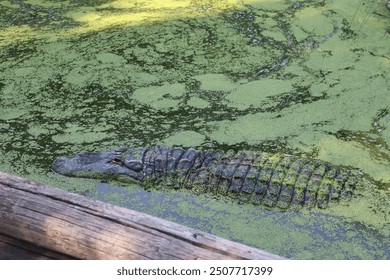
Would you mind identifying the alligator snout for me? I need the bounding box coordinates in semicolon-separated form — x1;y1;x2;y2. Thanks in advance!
52;151;144;182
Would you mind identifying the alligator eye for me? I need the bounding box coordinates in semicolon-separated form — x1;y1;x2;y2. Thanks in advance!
108;157;124;165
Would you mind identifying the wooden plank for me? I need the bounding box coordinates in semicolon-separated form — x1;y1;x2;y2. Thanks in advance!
0;233;76;260
0;172;286;260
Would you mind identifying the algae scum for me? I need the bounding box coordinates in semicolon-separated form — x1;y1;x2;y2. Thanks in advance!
0;0;390;259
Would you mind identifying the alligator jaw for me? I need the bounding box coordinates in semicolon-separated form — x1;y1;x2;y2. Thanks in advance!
52;151;143;182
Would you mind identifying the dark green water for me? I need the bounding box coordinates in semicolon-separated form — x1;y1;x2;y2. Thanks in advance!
1;0;389;259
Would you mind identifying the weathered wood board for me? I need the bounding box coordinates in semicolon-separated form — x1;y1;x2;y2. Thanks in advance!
0;172;285;260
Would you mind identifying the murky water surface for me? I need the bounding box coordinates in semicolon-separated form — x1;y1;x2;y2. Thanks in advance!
1;0;389;259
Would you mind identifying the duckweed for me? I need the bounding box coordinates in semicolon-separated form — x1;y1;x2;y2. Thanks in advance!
0;0;389;259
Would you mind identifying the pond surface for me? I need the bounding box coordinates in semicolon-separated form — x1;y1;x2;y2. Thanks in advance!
1;0;390;259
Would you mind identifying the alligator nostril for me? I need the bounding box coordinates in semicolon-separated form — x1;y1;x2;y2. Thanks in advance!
52;157;66;172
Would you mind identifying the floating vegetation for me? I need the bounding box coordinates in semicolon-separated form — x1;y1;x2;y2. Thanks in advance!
0;0;389;259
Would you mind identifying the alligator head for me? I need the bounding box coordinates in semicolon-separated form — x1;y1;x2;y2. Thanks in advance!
52;147;146;183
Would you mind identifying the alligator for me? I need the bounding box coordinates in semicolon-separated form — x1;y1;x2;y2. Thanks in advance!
52;146;364;210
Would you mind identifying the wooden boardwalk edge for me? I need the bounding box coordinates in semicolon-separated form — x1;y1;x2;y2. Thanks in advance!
0;172;286;260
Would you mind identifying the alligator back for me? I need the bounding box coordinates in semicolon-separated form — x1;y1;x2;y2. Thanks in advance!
139;146;362;210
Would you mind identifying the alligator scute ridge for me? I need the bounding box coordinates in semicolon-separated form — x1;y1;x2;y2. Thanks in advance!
52;146;364;210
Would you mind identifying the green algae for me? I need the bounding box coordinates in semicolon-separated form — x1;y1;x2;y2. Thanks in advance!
0;108;28;120
291;6;336;41
52;131;111;144
0;0;389;259
162;130;206;147
192;74;237;92
245;0;288;11
187;96;210;109
131;83;186;111
225;78;294;110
